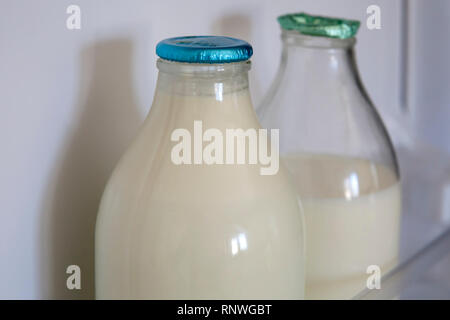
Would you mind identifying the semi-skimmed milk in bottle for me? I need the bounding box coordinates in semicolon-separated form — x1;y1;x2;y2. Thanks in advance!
283;154;401;299
95;36;305;299
258;13;402;299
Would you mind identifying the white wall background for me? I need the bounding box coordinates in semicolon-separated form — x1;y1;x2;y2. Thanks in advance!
0;0;448;299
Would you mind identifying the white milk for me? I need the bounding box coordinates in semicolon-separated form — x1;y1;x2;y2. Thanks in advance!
283;154;401;299
96;88;305;299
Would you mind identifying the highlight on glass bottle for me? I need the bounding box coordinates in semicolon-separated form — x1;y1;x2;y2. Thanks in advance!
95;36;305;299
257;13;401;299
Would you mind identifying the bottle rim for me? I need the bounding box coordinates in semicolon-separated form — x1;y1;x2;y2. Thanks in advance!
281;29;356;49
157;58;251;77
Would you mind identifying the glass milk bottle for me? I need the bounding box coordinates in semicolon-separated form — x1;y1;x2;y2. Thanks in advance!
258;14;401;299
95;36;305;299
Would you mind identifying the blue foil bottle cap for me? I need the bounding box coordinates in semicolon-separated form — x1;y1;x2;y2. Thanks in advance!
156;36;253;64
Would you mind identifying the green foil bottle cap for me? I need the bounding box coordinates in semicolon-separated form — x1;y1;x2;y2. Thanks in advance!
277;12;360;39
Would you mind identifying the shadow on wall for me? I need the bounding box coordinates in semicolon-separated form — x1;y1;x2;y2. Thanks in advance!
211;13;262;102
39;38;143;299
211;13;252;41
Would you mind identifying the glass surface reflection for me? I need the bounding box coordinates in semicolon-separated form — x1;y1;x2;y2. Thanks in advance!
344;172;360;200
231;233;248;256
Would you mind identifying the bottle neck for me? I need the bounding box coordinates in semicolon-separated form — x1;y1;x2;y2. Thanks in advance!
155;59;251;98
149;59;259;130
279;30;360;92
